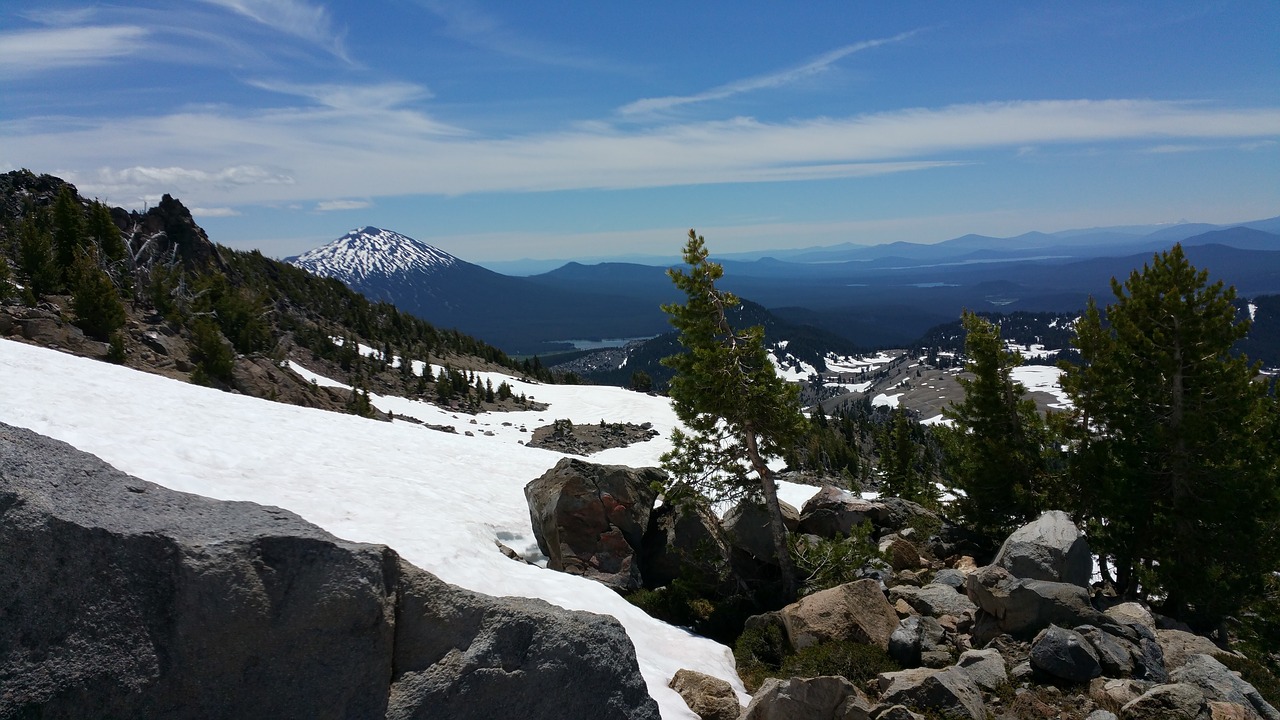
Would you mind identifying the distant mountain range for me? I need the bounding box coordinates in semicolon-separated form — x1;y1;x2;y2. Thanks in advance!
289;219;1280;356
287;227;675;354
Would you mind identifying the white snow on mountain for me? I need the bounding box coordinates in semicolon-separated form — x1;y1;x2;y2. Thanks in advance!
1;338;833;718
289;226;459;283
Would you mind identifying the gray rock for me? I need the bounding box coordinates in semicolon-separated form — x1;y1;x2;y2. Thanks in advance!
0;423;659;720
993;510;1092;587
890;582;978;619
877;666;987;720
724;498;801;566
1120;682;1208;719
1078;624;1137;678
668;668;742;720
1031;624;1103;683
524;457;661;591
965;564;1106;637
1171;654;1280;720
741;675;872;720
797;485;876;538
1087;711;1120;720
889;616;947;668
932;568;967;589
956;648;1009;693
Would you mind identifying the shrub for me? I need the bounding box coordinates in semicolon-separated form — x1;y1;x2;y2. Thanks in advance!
789;523;880;596
779;639;899;686
733;621;788;692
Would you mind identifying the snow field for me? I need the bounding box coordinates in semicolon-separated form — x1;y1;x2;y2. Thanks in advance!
1;339;771;718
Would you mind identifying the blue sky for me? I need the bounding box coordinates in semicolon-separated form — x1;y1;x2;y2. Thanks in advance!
3;1;1278;263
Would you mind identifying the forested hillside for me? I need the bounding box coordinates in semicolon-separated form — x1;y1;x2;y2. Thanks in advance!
0;171;558;417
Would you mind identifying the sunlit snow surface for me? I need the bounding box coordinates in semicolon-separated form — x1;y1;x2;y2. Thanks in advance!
1010;365;1072;410
0;339;759;718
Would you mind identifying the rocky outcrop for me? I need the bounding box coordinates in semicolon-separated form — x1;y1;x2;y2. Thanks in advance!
523;457;661;591
0;423;659;720
1170;654;1280;720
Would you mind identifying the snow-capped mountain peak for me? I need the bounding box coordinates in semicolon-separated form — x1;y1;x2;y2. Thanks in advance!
288;226;458;283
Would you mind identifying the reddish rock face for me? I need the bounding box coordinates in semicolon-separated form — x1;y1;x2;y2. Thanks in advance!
524;457;662;591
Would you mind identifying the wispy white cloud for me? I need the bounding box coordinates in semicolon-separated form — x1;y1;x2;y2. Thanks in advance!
417;0;622;71
18;7;99;26
12;99;1280;210
249;80;432;111
314;199;370;212
191;207;242;217
200;0;348;60
619;31;921;116
0;25;148;76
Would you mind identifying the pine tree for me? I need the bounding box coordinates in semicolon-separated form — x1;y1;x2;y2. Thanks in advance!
942;311;1055;535
1060;244;1280;631
87;201;126;264
69;246;126;341
0;255;13;304
660;230;808;600
879;407;937;506
17;213;59;299
52;186;85;286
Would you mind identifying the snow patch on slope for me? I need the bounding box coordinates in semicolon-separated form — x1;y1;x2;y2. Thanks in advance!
0;338;737;719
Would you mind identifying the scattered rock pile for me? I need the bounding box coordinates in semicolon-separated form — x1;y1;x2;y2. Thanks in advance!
526;418;660;455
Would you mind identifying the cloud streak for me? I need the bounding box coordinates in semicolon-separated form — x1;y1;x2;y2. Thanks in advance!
9;99;1279;209
200;0;348;60
315;200;371;211
619;31;921;116
0;25;148;76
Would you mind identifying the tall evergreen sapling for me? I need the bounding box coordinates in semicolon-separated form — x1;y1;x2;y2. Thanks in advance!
942;311;1055;535
1061;243;1280;631
660;230;807;600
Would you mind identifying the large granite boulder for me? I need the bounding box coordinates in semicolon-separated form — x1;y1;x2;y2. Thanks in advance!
0;423;659;720
993;510;1092;587
524;457;661;591
780;579;901;651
